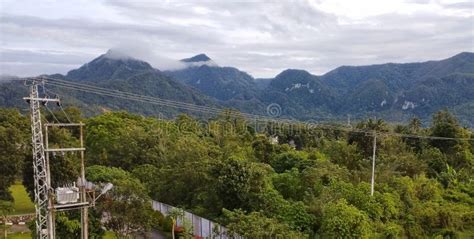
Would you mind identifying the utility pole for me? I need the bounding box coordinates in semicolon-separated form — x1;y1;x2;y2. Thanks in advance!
44;122;88;239
80;123;88;239
370;132;377;196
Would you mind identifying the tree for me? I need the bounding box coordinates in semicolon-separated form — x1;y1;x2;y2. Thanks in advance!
270;151;309;173
0;109;29;200
223;209;307;238
86;165;154;238
349;118;388;156
168;208;193;239
322;140;365;170
320;199;370;238
419;147;447;178
430;110;462;153
210;157;271;211
85;111;165;170
272;168;305;201
0;200;13;238
255;189;315;233
252;135;276;164
52;210;105;239
395;117;426;152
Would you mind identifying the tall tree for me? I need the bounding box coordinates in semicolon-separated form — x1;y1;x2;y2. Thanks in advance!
430;110;462;153
0;109;29;200
86;165;154;238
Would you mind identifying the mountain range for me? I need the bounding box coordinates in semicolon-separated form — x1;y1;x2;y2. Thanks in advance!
1;50;473;127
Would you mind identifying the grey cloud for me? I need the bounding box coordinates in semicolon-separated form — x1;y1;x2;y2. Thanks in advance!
0;0;472;78
0;48;93;65
440;1;473;10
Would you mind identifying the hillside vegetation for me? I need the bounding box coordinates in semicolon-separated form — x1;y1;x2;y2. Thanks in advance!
1;52;473;126
0;107;473;238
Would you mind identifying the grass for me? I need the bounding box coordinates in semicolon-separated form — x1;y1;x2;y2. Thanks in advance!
4;232;31;239
103;231;116;238
8;183;35;215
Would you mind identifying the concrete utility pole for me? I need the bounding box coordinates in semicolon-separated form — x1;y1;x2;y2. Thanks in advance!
370;132;377;196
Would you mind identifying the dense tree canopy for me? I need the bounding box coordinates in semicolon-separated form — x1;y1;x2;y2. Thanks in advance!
0;109;29;200
2;107;473;238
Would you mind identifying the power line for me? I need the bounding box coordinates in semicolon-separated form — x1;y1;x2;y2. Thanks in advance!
42;77;474;141
42;77;348;121
44;104;60;123
25;77;474;141
43;87;73;123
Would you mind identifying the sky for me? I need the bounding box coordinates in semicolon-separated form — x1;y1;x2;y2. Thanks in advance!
0;0;473;78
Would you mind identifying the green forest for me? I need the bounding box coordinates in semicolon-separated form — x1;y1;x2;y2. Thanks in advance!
1;107;473;238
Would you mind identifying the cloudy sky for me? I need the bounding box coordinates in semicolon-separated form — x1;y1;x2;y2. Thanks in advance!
0;0;473;78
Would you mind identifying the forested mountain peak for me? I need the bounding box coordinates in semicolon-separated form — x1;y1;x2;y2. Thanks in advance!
181;53;212;63
65;49;154;82
166;54;258;101
275;69;314;79
0;51;472;126
320;52;474;89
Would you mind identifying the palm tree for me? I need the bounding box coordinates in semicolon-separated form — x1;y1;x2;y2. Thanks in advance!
168;208;184;239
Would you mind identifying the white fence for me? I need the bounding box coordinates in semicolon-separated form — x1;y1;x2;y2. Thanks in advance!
152;200;243;239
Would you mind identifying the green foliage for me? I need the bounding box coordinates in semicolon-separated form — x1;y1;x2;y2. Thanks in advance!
320;199;371;238
5;107;474;237
0;109;29;200
272;168;305;201
210;157;270;211
322;140;365;170
0;200;14;217
223;209;307;238
430;110;463;153
85;112;165;170
270;151;310;173
419;147;448;178
86;165;154;238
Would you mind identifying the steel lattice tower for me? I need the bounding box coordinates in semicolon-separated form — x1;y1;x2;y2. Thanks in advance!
25;81;55;239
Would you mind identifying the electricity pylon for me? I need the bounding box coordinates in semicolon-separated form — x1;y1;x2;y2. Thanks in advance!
24;78;90;239
24;80;58;239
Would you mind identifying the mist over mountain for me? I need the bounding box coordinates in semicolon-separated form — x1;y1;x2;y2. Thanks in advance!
0;51;473;126
181;54;212;63
66;50;156;82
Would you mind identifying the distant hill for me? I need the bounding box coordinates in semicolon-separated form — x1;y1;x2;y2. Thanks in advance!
255;78;272;90
255;52;473;124
0;51;472;126
165;54;260;101
0;50;217;117
66;49;155;82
